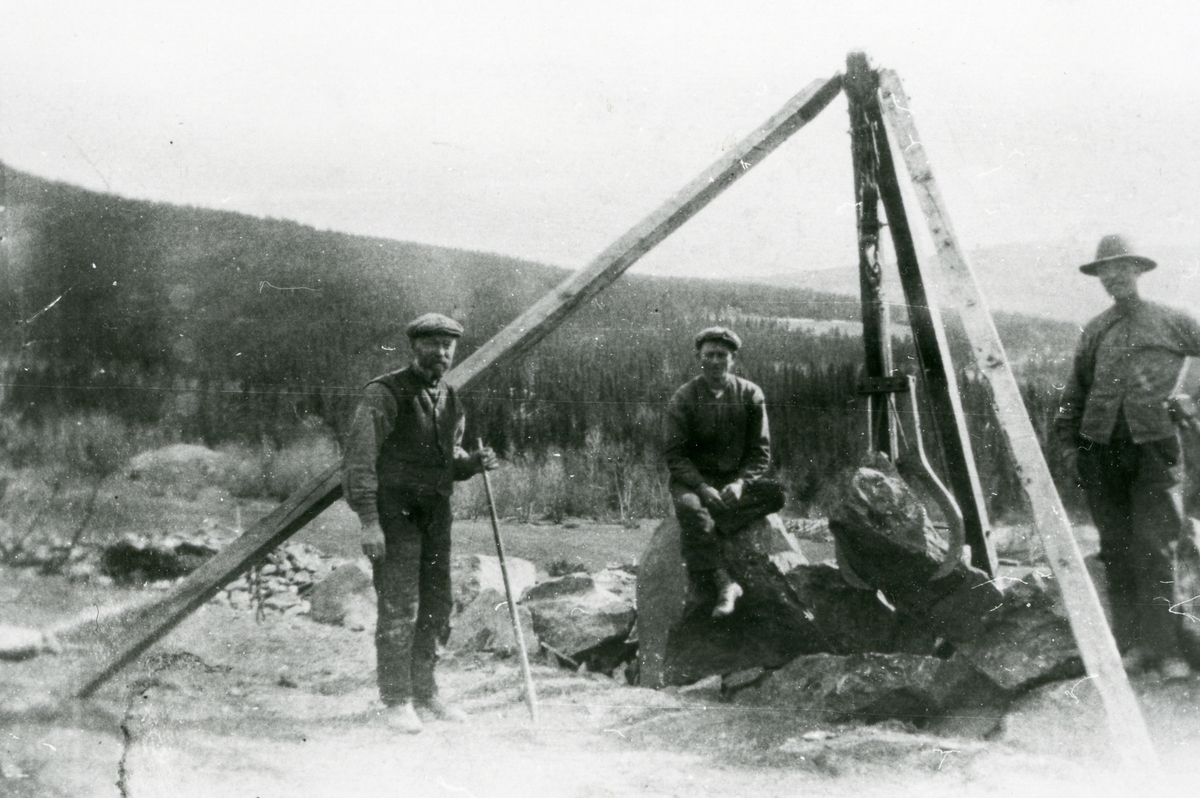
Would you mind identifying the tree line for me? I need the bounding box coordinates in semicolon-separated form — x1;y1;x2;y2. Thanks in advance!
0;162;1090;519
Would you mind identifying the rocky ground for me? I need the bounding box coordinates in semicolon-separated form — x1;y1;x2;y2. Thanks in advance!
4;475;1200;796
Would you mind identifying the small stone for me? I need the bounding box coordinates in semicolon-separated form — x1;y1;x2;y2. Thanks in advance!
0;625;50;661
263;593;302;611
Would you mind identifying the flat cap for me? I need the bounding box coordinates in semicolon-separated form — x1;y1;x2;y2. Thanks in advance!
406;312;464;339
694;326;741;352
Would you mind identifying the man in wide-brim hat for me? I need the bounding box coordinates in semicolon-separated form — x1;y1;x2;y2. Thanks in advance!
1056;235;1200;680
343;312;499;732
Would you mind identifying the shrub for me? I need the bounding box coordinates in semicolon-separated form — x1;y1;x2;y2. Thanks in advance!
217;435;340;500
452;433;670;522
0;412;160;477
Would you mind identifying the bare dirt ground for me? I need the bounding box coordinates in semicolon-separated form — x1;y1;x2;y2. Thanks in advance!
5;485;1200;797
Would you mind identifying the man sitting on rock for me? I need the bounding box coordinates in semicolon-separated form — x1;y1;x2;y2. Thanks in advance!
665;326;785;618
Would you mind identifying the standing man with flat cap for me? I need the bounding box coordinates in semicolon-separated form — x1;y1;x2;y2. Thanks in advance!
665;326;785;618
1057;235;1200;680
344;312;498;732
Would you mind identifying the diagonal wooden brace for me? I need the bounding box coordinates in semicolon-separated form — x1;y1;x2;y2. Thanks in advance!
71;73;845;698
877;67;1159;772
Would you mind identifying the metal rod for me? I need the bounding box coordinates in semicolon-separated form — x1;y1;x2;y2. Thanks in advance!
478;439;539;724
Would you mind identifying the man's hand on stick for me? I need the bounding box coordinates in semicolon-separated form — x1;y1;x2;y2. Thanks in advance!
473;446;500;473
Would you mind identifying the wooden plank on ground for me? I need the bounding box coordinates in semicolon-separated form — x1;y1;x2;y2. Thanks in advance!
877;67;1159;771
70;73;845;698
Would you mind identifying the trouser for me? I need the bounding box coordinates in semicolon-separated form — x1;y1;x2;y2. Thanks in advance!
670;478;786;576
1079;433;1185;662
373;487;454;706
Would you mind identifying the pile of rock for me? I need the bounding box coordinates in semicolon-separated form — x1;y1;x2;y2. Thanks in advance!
100;531;225;585
519;569;638;672
211;542;338;616
635;459;1092;734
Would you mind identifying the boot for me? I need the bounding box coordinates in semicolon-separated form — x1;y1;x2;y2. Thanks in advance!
382;701;423;734
711;569;743;618
1159;657;1192;681
416;696;468;723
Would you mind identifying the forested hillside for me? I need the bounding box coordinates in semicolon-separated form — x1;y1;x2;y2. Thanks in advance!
0;163;1085;519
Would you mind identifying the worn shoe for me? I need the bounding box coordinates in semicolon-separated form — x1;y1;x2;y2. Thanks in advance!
1160;657;1193;681
1121;647;1153;674
382;701;423;734
415;696;468;723
711;581;744;618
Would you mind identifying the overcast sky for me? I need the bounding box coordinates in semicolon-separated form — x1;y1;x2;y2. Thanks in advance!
3;0;1199;286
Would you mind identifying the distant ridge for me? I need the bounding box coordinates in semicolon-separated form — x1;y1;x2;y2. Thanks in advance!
768;240;1200;325
0;162;867;432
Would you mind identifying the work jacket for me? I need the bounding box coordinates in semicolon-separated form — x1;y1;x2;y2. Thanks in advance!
1057;298;1200;445
664;374;771;489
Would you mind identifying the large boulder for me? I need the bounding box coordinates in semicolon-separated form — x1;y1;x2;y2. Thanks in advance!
635;513;818;688
447;587;538;657
782;564;908;655
730;652;1005;722
450;553;537;614
521;573;636;659
957;575;1084;692
307;562;376;631
826;460;1001;643
591;567;638;605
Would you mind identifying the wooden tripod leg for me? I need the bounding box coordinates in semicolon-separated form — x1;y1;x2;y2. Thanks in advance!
877;67;1159;772
854;63;997;577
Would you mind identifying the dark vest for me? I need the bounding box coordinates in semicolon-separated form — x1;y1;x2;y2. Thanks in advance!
370;368;462;495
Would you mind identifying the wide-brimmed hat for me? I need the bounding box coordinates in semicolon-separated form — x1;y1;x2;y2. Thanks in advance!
694;326;741;352
406;312;464;339
1079;234;1157;276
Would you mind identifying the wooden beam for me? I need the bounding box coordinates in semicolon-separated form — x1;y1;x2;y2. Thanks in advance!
877;68;1159;771
70;73;845;698
74;468;344;697
447;74;844;390
856;60;997;576
845;53;896;457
